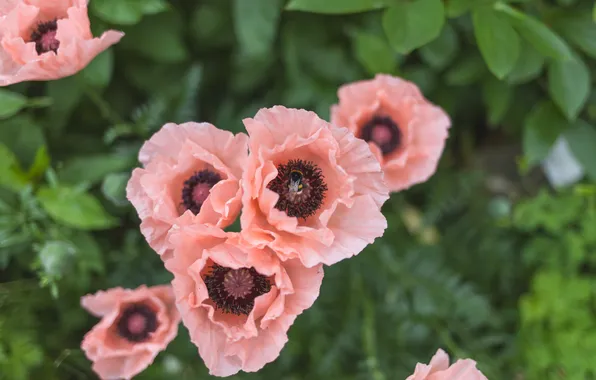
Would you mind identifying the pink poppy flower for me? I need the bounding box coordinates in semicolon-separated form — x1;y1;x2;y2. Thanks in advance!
126;122;248;261
80;285;181;380
240;106;389;267
164;216;324;376
407;349;488;380
0;0;123;86
331;74;451;192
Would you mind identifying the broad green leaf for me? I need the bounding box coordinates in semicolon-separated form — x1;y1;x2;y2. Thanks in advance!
0;90;27;119
91;0;168;25
38;241;76;277
594;2;596;22
445;0;476;17
81;49;113;89
548;55;591;121
26;146;50;180
523;101;570;165
494;2;573;60
564;120;596;181
352;31;396;75
121;12;188;63
285;0;386;14
0;115;45;168
234;0;283;57
46;76;84;133
473;9;520;79
58;153;136;185
402;66;437;94
101;173;129;207
70;231;104;274
191;2;234;47
0;144;28;191
553;12;596;59
483;78;513;125
506;41;545;84
445;53;487;86
419;23;459;70
382;0;445;54
37;186;118;230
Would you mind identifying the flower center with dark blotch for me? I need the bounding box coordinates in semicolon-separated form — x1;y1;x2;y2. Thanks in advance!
181;169;222;214
116;304;158;343
30;20;60;55
203;264;271;316
360;116;402;156
267;159;327;219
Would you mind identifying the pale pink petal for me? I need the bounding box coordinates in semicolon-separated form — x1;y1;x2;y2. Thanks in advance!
240;106;389;268
331;74;451;192
80;285;180;380
127;123;246;260
0;0;123;86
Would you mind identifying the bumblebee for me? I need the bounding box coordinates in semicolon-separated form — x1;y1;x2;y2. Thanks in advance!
288;169;304;192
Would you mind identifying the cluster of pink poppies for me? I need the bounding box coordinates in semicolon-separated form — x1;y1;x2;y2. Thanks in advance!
1;1;487;379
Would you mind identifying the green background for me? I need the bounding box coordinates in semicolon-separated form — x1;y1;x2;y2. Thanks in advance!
1;0;596;379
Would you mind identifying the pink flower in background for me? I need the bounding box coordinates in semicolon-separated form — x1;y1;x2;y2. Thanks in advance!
165;217;324;377
240;106;389;268
126;122;248;261
331;74;451;192
407;349;488;380
81;285;181;380
0;0;123;86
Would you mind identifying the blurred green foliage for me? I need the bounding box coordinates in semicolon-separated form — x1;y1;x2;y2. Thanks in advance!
1;0;596;379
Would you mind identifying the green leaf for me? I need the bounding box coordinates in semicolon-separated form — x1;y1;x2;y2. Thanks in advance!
37;186;118;230
553;12;596;59
445;53;487;86
101;173;129;207
26;146;50;180
0;115;45;168
483;78;513;125
121;12;188;63
285;0;386;14
352;31;396;75
506;41;545;84
382;0;445;54
0;144;28;192
419;23;459;70
523;101;570;165
91;0;169;25
38;241;76;278
473;9;520;79
548;55;591;121
46;76;84;133
564;120;596;181
494;2;573;61
57;154;135;185
445;0;476;17
80;49;113;89
234;0;283;57
0;90;27;120
594;2;596;22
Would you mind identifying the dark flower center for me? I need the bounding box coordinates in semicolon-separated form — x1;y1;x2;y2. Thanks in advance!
30;20;60;55
203;264;271;316
116;304;158;343
267;159;327;219
360;116;402;156
181;169;222;214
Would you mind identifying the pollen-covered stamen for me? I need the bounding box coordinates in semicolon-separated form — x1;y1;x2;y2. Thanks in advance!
204;264;271;316
360;116;402;155
267;159;327;219
30;20;60;55
116;304;158;343
181;169;222;215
